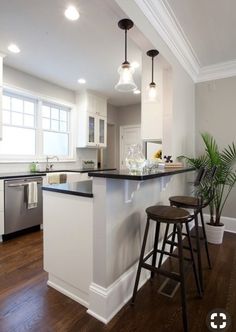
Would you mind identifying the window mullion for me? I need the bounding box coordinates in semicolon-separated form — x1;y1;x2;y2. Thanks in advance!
36;100;43;159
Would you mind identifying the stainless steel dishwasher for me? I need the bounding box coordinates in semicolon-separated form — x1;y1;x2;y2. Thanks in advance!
4;177;43;234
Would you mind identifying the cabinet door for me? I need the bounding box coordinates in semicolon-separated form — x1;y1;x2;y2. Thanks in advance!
87;94;96;115
95;97;107;117
87;114;97;146
98;116;107;147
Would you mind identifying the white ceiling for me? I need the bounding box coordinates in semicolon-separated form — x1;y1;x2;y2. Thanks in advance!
0;0;142;106
165;0;236;67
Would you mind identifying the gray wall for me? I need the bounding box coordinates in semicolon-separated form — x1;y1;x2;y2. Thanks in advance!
196;77;236;218
116;104;141;126
3;65;75;104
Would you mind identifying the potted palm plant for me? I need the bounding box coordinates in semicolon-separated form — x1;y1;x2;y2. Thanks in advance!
179;133;236;244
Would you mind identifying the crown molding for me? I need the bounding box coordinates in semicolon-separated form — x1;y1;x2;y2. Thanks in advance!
134;0;200;81
134;0;236;83
197;59;236;83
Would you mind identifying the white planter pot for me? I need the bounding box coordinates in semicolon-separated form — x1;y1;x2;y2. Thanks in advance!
205;223;225;244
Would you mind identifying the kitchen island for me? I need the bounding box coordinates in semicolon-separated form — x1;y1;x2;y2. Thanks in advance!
42;167;194;323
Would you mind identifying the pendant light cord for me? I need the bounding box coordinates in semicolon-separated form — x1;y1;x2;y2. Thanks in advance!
152;56;154;83
125;29;127;63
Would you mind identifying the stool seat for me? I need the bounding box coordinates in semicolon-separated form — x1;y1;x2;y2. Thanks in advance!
169;196;202;209
146;205;190;222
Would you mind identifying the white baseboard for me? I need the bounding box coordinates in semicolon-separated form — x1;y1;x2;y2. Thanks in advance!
87;262;150;324
47;274;89;308
203;214;236;233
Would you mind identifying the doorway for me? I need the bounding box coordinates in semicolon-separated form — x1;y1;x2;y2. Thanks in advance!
102;123;117;169
120;125;141;169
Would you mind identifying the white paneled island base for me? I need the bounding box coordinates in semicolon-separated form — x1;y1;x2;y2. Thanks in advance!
43;168;193;324
43;189;93;307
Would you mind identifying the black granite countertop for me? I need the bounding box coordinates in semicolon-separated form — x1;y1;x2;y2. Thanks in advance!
88;167;195;181
0;168;115;180
33;168;116;174
42;180;93;198
0;172;46;180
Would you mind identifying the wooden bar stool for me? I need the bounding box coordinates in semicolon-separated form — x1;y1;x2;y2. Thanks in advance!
169;166;217;292
132;205;202;332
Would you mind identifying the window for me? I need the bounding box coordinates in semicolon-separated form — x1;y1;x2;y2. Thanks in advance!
0;90;73;160
0;93;36;155
42;103;70;156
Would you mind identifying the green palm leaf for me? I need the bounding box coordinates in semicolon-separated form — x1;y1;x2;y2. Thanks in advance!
178;132;236;225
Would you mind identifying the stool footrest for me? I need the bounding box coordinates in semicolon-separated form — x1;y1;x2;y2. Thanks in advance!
142;263;181;282
143;248;192;263
167;231;205;242
165;240;198;253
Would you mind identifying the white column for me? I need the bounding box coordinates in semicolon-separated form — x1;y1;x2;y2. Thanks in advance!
88;176;166;323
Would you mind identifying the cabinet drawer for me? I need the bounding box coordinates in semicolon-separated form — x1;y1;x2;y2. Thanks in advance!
0;211;4;235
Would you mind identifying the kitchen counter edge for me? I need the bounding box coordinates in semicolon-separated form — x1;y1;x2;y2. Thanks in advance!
0;168;116;180
88;167;195;181
42;180;93;198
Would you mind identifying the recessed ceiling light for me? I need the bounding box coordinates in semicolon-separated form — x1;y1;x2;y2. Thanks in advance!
131;61;140;69
8;44;20;53
134;89;141;94
64;5;80;21
78;78;86;84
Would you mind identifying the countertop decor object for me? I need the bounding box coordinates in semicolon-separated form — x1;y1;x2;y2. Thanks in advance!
82;160;95;169
115;18;137;92
125;144;146;172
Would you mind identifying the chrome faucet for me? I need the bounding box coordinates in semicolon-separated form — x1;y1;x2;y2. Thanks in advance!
46;155;59;171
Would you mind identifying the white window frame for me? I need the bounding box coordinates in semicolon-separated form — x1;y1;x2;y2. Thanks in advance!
0;87;76;163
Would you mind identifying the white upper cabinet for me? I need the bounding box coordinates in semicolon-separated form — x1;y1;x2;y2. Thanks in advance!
76;91;107;148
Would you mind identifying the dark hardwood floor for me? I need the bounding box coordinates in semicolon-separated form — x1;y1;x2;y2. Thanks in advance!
0;230;235;332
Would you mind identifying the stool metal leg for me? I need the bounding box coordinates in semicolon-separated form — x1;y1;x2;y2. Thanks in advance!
194;212;203;292
132;217;150;304
151;222;160;278
170;224;177;254
200;209;212;269
158;224;170;268
177;223;189;332
185;222;202;297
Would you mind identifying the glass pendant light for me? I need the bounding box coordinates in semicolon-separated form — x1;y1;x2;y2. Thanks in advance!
146;49;159;101
115;19;137;92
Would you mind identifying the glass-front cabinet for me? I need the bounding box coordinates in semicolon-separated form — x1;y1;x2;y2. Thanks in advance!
87;114;106;147
98;116;107;147
88;115;96;145
77;91;107;148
